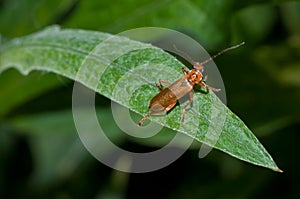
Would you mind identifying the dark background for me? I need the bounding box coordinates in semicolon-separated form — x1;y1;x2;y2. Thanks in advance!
1;0;300;198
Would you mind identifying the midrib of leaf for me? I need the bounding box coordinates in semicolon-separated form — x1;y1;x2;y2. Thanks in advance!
0;26;281;172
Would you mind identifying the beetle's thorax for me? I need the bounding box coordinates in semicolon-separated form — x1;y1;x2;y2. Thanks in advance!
187;69;202;86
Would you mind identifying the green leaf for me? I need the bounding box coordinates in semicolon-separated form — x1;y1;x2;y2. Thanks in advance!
0;69;67;116
231;4;277;44
63;0;300;49
9;108;125;185
64;0;248;49
0;26;281;172
0;0;78;38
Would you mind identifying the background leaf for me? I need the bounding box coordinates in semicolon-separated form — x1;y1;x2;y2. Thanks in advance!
0;70;66;116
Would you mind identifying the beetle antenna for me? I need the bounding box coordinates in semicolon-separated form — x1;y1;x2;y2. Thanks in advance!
199;42;245;65
173;45;197;65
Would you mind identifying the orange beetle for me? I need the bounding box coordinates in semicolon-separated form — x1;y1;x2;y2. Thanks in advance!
138;42;245;126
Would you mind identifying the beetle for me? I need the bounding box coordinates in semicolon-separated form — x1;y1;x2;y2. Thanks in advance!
138;42;245;126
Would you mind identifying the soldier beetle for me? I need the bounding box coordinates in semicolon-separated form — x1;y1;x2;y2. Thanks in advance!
138;42;245;126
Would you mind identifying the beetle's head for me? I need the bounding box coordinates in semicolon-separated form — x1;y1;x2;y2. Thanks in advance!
188;69;203;85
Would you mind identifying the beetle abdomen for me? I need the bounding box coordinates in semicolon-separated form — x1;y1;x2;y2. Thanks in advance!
148;88;177;114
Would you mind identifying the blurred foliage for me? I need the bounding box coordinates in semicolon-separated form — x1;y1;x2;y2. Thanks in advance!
1;0;300;199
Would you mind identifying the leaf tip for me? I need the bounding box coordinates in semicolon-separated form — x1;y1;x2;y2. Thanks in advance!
277;168;284;173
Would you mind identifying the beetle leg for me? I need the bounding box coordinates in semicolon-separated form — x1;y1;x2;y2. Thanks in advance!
159;79;171;86
181;91;194;123
155;82;164;91
202;75;208;82
181;67;189;75
138;112;150;126
156;79;171;91
198;81;221;92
